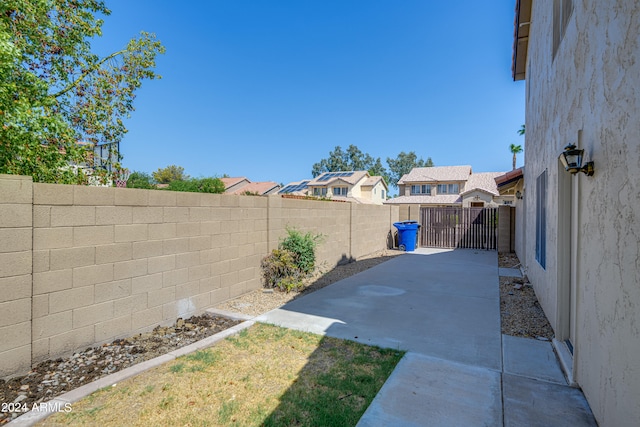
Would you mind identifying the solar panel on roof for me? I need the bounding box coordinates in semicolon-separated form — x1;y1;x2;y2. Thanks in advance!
279;180;310;193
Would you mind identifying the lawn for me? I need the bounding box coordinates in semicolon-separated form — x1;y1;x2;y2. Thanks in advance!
41;323;404;426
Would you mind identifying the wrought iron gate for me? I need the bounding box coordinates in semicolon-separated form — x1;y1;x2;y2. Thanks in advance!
420;207;498;250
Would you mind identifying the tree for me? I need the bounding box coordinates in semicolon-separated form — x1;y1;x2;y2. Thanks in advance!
126;171;155;189
153;165;187;184
509;144;523;170
0;0;165;184
312;145;389;183
386;151;433;187
518;124;525;136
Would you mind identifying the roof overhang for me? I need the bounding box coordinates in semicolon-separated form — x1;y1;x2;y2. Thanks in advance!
512;0;532;81
495;167;524;194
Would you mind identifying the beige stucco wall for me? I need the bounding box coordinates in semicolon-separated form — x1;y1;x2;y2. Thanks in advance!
0;178;398;378
524;2;640;425
461;191;495;207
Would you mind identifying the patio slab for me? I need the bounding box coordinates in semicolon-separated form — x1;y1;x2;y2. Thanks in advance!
503;374;598;427
502;334;567;385
256;248;502;370
357;352;502;427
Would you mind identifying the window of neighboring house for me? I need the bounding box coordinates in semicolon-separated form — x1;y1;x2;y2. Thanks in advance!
503;200;513;205
313;188;327;196
381;190;385;199
553;0;574;59
411;185;431;195
536;170;547;268
437;184;459;194
471;202;484;208
332;187;347;196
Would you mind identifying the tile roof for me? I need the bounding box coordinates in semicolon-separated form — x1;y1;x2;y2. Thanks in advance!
461;172;505;197
385;194;462;205
495;167;524;187
361;176;388;189
398;165;472;184
220;177;249;189
308;171;369;186
228;181;280;195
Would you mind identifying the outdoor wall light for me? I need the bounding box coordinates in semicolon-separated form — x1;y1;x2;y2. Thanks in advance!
559;144;594;176
515;190;523;199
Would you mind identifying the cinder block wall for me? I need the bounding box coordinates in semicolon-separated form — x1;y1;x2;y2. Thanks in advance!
0;176;398;377
351;204;399;259
30;185;268;365
0;175;33;377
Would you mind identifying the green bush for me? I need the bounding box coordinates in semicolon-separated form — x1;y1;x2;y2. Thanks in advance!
279;228;322;274
260;249;303;292
167;177;225;193
260;228;323;292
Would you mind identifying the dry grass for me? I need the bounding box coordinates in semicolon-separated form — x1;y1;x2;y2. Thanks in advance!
41;324;403;427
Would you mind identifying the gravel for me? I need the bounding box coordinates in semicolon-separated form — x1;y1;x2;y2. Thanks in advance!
0;315;239;425
498;253;554;340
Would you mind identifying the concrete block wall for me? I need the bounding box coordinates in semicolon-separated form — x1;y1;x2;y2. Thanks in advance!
0;176;397;377
30;186;268;364
0;175;33;377
268;196;352;268
351;204;399;259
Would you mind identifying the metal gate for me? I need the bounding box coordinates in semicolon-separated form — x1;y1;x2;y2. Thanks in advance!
420;207;498;250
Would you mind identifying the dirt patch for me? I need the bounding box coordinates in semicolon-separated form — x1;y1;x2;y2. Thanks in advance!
498;252;521;269
0;315;240;425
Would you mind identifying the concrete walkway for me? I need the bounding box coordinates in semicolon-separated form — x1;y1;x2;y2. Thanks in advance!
256;248;597;426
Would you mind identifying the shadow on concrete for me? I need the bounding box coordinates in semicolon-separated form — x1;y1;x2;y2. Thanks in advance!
296;251;404;298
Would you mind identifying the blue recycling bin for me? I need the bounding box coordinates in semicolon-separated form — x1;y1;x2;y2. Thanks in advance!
393;221;420;251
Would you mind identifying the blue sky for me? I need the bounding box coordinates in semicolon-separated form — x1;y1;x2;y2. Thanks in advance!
93;1;525;188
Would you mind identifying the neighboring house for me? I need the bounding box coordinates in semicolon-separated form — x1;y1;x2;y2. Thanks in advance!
513;1;639;425
220;177;281;195
386;165;514;208
279;171;388;205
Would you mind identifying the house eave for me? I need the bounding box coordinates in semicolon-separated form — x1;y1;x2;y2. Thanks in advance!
512;0;532;81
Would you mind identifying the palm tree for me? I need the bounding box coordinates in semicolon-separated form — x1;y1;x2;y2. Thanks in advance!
510;144;523;170
517;124;525;136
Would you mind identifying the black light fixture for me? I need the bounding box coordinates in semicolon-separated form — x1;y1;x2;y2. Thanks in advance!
559;144;594;176
515;190;523;199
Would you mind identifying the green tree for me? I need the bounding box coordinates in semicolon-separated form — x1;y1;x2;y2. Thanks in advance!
509;144;523;170
0;0;164;184
311;145;389;183
153;165;187;184
126;171;155;189
386;151;433;187
518;124;525;136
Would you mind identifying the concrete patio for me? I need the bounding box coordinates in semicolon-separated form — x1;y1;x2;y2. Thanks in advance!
256;248;597;426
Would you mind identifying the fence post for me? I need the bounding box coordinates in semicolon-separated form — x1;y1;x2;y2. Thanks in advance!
497;205;512;253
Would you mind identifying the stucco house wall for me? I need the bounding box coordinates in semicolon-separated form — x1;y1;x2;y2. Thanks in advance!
461;191;494;207
522;1;640;425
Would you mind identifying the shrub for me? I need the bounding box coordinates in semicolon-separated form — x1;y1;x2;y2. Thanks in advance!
279;228;322;274
260;249;303;292
167;177;225;193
